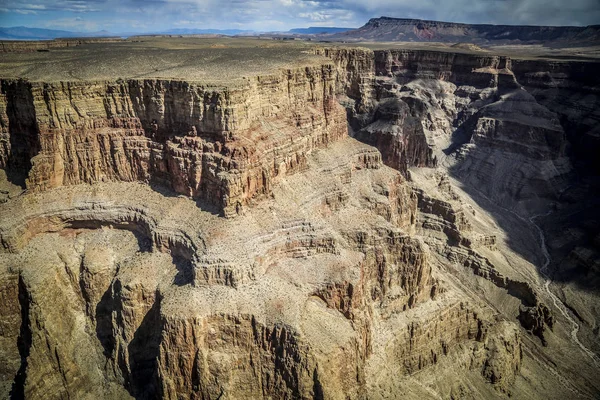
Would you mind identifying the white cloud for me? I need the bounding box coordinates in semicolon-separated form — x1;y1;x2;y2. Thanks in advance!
299;11;329;21
2;0;599;32
43;16;99;31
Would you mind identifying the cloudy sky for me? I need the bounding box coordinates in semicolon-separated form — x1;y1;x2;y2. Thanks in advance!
1;0;599;33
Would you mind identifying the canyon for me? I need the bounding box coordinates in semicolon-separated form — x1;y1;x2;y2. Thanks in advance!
0;37;599;399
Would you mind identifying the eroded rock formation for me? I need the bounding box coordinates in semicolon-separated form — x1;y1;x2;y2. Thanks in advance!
0;39;599;400
0;66;346;216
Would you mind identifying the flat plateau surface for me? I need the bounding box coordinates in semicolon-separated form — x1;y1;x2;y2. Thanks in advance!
0;37;325;84
338;41;600;60
2;37;599;84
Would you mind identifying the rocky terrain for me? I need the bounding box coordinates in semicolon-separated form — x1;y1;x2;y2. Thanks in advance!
0;38;599;399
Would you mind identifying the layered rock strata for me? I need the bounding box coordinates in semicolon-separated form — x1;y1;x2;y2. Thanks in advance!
321;47;589;213
0;65;346;216
0;142;521;399
1;41;599;400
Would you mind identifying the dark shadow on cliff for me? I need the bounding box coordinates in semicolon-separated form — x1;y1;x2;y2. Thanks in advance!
443;127;600;293
536;178;600;291
97;286;164;400
9;275;32;400
127;293;162;400
172;256;193;286
442;112;479;155
148;180;221;217
1;80;41;189
96;281;118;360
312;368;325;400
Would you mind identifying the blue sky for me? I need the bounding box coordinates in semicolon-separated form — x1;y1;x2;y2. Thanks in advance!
1;0;599;33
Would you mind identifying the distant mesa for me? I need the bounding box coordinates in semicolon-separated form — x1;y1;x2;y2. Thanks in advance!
164;28;253;36
288;27;354;34
3;17;599;45
0;26;114;40
327;16;600;45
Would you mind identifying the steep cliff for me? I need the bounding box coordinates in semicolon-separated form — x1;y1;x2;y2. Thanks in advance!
0;66;346;216
323;47;587;213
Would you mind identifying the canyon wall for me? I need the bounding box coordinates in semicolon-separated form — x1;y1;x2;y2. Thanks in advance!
1;43;598;399
321;47;597;213
5;47;591;213
0;64;346;216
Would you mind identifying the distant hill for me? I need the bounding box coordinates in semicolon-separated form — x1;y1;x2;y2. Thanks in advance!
288;27;353;34
164;28;253;36
0;26;252;40
8;18;598;44
328;17;600;45
0;26;113;40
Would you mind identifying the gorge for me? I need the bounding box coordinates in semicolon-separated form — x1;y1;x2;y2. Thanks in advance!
0;37;599;399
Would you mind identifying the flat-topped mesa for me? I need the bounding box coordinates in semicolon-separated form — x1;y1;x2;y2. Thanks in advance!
334;16;600;44
0;64;347;216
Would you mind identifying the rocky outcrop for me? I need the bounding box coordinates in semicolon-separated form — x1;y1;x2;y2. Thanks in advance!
480;321;522;392
416;188;470;245
337;230;434;314
352;97;437;177
313;47;375;111
385;301;484;374
155;312;363;399
374;50;518;88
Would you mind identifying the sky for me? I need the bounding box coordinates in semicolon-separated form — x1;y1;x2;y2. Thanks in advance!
1;0;599;33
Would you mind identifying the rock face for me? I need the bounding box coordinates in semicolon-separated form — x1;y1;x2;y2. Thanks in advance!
0;66;347;216
324;47;589;214
0;39;599;400
329;16;600;45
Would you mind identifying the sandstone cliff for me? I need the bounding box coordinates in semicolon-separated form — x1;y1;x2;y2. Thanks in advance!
0;64;346;216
